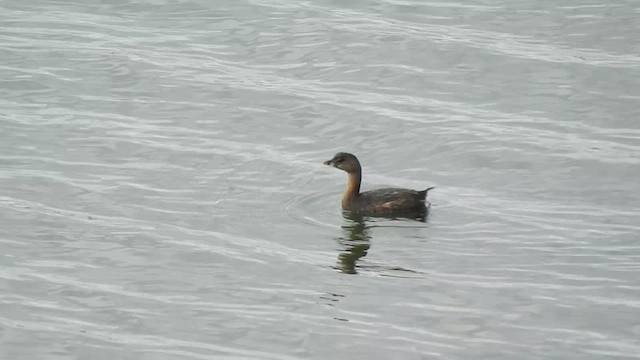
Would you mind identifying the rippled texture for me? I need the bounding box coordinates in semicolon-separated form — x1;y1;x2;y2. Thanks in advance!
1;0;640;359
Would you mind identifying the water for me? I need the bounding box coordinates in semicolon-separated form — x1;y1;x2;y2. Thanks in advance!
1;0;640;359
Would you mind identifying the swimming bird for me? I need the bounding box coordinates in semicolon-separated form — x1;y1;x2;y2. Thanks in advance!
324;152;434;215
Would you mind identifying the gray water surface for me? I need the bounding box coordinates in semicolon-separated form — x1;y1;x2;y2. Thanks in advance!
1;0;640;359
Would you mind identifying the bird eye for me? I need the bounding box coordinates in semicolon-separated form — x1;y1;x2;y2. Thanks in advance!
335;157;344;163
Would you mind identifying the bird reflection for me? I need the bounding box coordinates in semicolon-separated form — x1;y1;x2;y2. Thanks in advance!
335;208;429;274
336;214;371;274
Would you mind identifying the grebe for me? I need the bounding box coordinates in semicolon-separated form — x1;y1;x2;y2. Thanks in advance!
324;152;434;215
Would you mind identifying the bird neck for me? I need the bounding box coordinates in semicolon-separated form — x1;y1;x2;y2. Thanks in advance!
341;171;361;206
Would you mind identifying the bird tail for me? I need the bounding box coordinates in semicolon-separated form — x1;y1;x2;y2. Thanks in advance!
419;186;435;199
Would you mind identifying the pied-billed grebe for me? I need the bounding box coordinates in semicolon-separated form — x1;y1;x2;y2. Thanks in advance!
324;152;435;215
